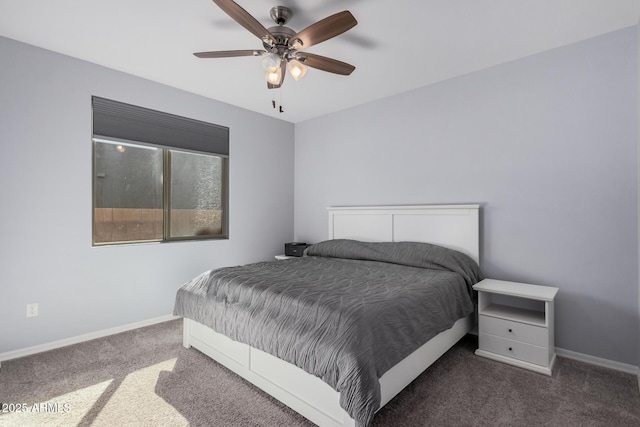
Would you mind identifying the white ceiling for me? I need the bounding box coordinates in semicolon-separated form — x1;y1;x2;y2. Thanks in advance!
1;0;639;123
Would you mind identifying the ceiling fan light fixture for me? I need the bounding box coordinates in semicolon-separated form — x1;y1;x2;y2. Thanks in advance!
262;52;281;71
265;67;283;85
288;59;307;81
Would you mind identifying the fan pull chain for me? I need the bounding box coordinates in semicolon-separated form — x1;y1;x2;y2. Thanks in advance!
279;89;284;113
271;89;285;113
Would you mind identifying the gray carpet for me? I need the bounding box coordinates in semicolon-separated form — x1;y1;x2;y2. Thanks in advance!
1;319;638;426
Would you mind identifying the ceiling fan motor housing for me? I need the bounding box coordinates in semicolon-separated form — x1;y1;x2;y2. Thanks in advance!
264;24;300;62
265;25;296;47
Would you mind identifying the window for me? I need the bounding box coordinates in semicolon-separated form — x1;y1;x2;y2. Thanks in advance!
92;97;229;245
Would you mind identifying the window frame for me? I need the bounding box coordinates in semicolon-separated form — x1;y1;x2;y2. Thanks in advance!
92;136;229;246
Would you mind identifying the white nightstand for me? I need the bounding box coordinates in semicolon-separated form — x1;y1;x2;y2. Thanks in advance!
473;278;559;376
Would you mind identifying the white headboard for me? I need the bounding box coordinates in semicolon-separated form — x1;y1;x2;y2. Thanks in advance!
327;205;480;264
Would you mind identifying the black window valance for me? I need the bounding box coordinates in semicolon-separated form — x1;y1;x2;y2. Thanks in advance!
92;96;229;156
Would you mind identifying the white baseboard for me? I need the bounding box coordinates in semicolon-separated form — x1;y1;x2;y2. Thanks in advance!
555;346;640;376
0;314;179;365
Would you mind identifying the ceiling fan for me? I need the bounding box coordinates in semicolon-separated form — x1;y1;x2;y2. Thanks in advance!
194;0;358;89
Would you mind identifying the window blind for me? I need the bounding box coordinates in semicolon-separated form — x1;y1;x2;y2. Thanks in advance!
92;96;229;156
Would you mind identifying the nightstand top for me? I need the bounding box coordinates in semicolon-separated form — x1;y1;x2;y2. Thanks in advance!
473;278;558;301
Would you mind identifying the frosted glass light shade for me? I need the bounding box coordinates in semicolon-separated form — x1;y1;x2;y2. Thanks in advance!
288;59;307;81
262;53;281;71
265;67;282;85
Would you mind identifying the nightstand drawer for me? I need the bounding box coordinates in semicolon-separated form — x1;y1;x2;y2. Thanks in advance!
479;333;548;366
479;315;548;347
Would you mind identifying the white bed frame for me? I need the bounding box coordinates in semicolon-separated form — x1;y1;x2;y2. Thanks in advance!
183;204;480;426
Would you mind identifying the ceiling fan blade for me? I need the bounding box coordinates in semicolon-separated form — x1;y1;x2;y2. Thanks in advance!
288;11;357;49
211;0;276;45
267;60;287;89
300;53;355;76
194;49;266;58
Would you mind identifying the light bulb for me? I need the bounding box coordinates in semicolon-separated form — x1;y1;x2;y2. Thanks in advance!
265;67;282;85
288;59;307;81
262;53;281;71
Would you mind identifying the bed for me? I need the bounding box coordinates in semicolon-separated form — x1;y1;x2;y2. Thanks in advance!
174;204;481;427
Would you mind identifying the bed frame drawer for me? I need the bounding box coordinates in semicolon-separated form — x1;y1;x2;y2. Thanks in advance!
479;315;548;347
479;333;548;366
188;319;250;369
250;348;344;421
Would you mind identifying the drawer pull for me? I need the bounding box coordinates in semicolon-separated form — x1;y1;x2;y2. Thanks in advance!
508;328;513;333
508;347;513;351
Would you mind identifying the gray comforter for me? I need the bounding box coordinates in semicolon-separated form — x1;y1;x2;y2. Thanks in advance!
174;240;483;426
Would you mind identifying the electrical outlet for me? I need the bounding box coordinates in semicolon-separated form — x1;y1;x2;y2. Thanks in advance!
26;303;39;318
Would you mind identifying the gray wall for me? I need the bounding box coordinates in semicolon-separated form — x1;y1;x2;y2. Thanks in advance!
294;28;638;365
0;36;295;354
